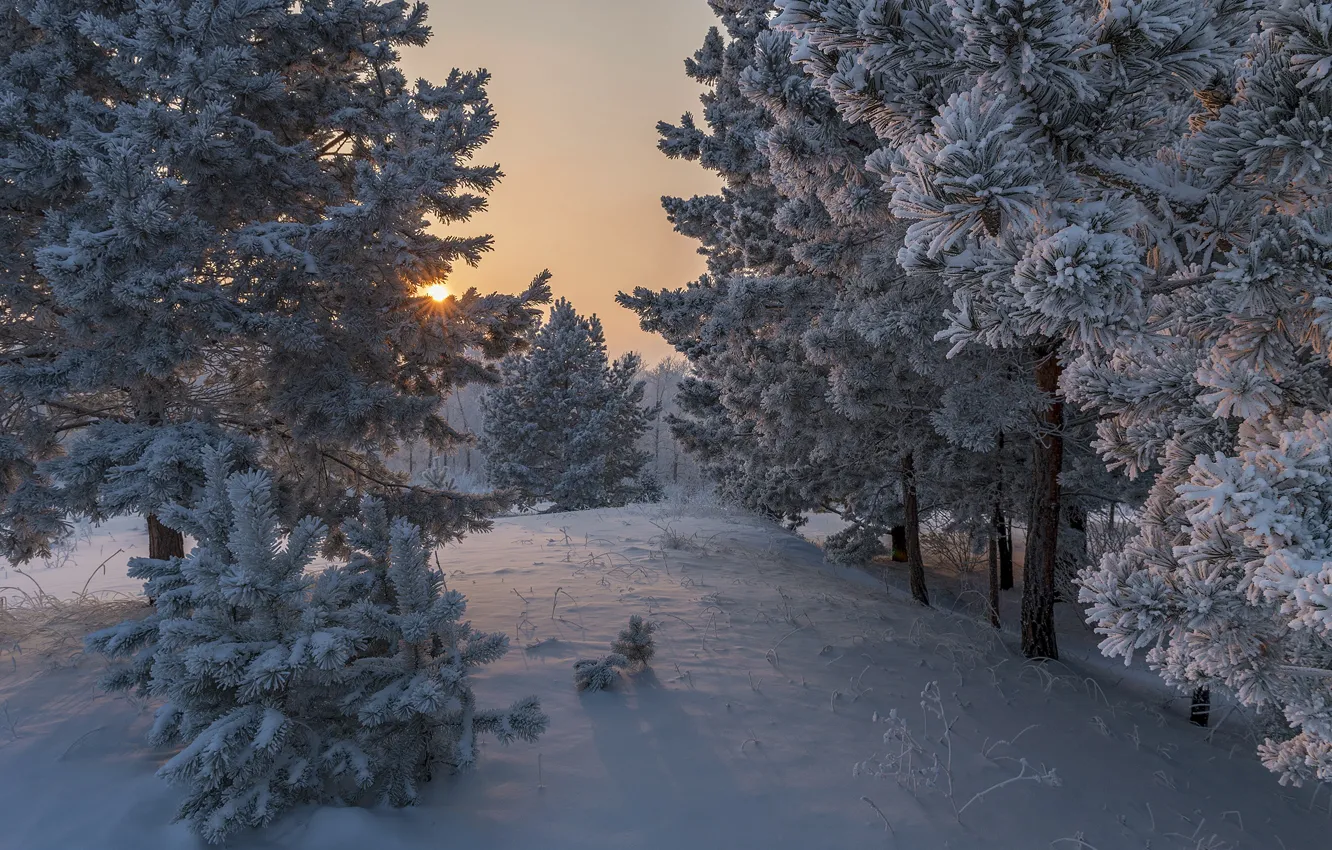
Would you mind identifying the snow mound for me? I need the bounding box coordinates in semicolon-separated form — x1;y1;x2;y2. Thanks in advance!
0;506;1323;849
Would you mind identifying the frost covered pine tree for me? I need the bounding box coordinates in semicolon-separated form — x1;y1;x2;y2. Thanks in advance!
611;614;657;668
573;654;627;693
778;0;1332;780
772;0;1209;659
0;0;550;564
88;451;546;842
480;298;659;511
621;0;1048;615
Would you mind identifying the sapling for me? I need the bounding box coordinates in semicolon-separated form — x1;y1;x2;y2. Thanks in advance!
573;654;628;692
86;460;547;842
610;615;657;668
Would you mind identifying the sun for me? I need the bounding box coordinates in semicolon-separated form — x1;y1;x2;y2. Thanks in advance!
424;282;449;302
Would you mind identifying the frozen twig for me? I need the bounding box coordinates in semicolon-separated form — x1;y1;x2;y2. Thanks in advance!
58;725;106;761
550;586;577;619
860;796;895;835
956;759;1061;820
982;724;1039;759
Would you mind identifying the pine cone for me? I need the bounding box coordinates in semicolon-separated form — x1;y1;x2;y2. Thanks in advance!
980;206;1003;237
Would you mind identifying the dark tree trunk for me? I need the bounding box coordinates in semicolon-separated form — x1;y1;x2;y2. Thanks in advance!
1021;348;1064;660
1067;502;1087;536
1191;686;1211;727
890;525;908;562
988;533;1001;629
993;499;1014;590
147;513;185;561
902;454;929;607
135;387;185;565
1057;501;1089;603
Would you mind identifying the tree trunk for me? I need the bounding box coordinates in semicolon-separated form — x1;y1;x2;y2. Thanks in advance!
988;533;1001;629
902;454;929;607
147;513;185;561
890;525;908;562
1191;686;1211;727
993;499;1014;590
1057;501;1088;603
995;433;1014;590
1021;348;1064;660
449;393;470;476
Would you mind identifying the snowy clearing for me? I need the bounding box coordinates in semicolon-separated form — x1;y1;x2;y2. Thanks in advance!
1;506;1325;849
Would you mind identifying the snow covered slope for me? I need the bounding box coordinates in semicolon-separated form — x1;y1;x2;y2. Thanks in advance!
0;506;1324;849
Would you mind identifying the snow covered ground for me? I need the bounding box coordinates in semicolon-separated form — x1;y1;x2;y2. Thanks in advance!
1;505;1326;849
0;514;159;603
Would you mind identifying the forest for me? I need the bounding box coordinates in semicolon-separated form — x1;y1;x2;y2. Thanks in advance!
2;1;1331;848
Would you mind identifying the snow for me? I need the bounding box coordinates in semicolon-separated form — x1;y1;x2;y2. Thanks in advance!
2;505;1327;849
0;515;158;603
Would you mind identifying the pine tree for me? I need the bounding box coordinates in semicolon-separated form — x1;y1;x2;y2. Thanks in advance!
573;654;627;693
773;0;1213;658
0;0;550;564
620;1;1052;614
611;615;657;668
87;452;546;842
480;299;659;511
779;0;1332;781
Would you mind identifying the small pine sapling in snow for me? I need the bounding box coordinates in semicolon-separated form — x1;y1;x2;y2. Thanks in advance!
610;615;657;669
573;654;628;692
87;455;546;842
336;514;549;802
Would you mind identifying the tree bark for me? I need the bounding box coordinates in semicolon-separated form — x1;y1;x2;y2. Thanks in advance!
988;533;1001;628
1191;686;1211;727
994;435;1016;591
890;525;908;562
1021;348;1064;660
1057;501;1088;603
993;499;1014;590
902;454;929;607
147;513;185;561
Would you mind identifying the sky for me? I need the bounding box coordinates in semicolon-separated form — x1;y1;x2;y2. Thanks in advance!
402;1;724;362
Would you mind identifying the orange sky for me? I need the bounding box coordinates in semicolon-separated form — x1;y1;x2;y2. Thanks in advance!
402;1;724;362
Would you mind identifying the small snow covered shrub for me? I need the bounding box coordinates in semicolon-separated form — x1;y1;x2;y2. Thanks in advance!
611;615;657;668
87;454;546;842
573;654;628;692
